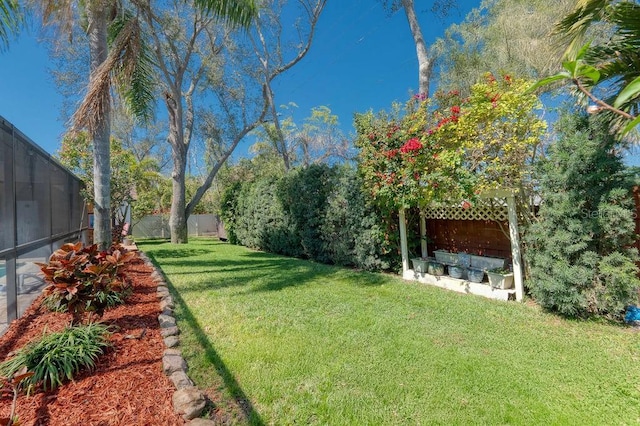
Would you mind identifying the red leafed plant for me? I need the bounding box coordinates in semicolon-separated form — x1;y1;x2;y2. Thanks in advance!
37;242;136;324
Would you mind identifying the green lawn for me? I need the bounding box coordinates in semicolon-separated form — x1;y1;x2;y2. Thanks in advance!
140;238;640;425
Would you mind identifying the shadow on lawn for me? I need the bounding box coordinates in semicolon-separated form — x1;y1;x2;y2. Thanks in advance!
167;276;266;425
144;240;388;294
237;250;389;292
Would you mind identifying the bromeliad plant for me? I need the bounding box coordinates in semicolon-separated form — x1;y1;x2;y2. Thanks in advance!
37;242;135;324
355;74;546;209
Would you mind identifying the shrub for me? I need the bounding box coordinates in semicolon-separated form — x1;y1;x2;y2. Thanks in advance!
277;164;336;261
220;164;398;271
0;323;111;391
240;177;295;255
37;242;135;324
220;181;242;245
525;112;640;319
322;166;393;270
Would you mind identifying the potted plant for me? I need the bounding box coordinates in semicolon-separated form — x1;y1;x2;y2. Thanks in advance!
467;268;485;283
487;267;514;289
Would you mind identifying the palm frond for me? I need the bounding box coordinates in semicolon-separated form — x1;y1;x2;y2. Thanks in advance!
109;12;156;124
193;0;258;28
0;0;22;51
73;11;156;132
38;0;76;38
554;0;610;56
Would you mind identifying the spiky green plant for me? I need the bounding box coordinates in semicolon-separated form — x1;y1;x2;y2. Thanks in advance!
0;323;111;391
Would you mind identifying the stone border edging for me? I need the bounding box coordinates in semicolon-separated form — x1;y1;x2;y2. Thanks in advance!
138;252;214;425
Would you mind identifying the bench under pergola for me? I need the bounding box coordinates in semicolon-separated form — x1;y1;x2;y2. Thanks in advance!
398;189;525;302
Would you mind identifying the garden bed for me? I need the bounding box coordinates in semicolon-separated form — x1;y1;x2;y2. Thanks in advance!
0;255;184;425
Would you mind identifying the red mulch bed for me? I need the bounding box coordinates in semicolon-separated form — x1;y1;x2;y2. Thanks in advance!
0;254;185;425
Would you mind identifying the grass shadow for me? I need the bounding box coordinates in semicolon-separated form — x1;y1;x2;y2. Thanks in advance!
144;240;389;295
238;250;389;292
145;247;212;259
162;274;265;425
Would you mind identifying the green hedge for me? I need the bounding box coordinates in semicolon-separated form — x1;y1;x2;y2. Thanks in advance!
221;164;396;271
525;112;640;320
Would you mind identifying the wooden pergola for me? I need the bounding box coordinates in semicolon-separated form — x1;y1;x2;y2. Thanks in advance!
398;189;524;301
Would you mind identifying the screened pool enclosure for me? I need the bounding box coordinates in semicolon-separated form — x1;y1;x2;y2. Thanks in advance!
0;115;87;334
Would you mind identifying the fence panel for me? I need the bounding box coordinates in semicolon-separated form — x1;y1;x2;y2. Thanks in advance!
132;214;219;238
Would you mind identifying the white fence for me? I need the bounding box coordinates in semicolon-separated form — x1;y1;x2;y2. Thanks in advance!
132;214;219;238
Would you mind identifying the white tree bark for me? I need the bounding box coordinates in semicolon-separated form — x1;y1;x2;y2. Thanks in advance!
401;0;433;97
87;1;112;249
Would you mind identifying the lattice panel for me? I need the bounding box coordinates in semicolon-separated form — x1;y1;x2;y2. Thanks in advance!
423;204;509;222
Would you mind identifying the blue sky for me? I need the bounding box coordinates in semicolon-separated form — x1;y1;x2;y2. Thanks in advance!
0;0;481;157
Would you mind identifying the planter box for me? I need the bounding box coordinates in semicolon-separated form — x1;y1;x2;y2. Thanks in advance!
434;250;459;266
487;272;514;289
470;255;506;272
467;268;485;283
411;258;430;274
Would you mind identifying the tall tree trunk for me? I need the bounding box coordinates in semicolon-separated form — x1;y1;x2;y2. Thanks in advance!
267;85;291;171
166;91;189;243
87;2;111;249
401;0;432;97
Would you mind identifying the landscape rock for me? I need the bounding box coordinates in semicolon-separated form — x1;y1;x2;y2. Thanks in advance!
159;314;176;328
170;370;194;389
162;295;175;307
173;387;206;421
161;326;180;338
164;335;179;348
163;352;187;375
160;298;175;311
164;348;182;356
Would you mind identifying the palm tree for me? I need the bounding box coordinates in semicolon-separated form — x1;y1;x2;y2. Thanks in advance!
553;0;640;133
28;0;256;249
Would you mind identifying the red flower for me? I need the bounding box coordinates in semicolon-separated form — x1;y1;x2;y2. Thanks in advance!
400;138;423;153
451;105;461;115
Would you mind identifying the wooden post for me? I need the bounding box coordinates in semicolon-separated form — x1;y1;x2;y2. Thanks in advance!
399;208;409;273
506;195;524;301
419;209;428;258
